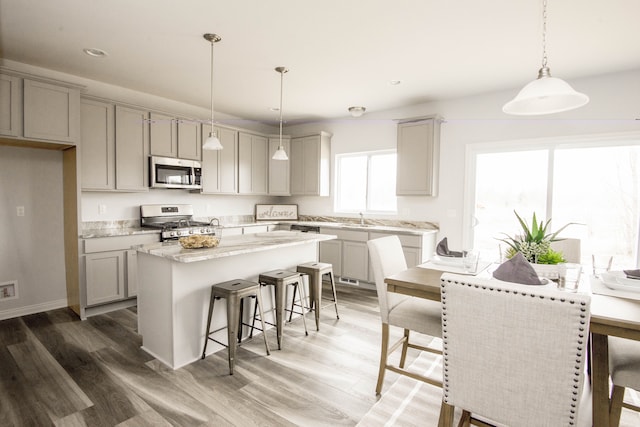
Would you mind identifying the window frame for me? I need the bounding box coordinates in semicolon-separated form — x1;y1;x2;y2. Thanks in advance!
335;149;397;214
463;130;640;266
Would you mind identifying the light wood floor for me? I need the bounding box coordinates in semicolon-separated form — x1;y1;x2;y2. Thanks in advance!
0;285;426;426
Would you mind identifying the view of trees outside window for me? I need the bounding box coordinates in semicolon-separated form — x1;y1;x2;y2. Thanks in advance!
336;151;397;213
472;142;639;269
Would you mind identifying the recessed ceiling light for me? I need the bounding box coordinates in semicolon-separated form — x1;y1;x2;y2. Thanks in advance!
83;48;108;58
390;80;401;85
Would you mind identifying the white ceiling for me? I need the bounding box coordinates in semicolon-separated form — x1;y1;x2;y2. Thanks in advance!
1;0;639;124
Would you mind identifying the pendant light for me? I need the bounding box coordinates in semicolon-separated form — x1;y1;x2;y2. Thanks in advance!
502;0;588;115
272;66;289;160
202;33;223;150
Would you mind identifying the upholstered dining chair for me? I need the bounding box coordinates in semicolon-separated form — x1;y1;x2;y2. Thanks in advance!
367;235;442;395
608;337;640;426
438;272;591;427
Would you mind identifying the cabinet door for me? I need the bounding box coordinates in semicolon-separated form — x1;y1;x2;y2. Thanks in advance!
239;132;268;194
342;241;369;281
177;119;202;160
302;135;321;195
126;250;138;297
115;105;149;191
81;98;115;190
268;137;290;195
396;118;440;196
85;251;125;306
201;124;238;194
289;137;305;195
0;73;21;137
319;239;342;277
402;246;421;268
23;79;80;144
149;112;176;157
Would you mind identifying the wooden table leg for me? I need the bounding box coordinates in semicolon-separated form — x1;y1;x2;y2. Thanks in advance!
591;332;610;427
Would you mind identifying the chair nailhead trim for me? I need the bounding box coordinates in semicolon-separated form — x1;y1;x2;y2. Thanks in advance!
440;276;589;423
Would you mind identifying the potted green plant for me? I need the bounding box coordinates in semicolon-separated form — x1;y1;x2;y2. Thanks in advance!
498;211;572;278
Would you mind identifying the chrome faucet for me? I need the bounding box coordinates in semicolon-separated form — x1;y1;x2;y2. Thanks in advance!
209;217;220;227
359;212;364;226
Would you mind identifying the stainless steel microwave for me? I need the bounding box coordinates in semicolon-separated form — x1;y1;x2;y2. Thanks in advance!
149;156;202;189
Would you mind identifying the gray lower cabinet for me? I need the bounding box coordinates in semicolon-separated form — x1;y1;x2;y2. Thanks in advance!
82;234;158;311
320;228;437;284
115;105;149;191
0;71;81;145
319;228;369;282
201;124;238;194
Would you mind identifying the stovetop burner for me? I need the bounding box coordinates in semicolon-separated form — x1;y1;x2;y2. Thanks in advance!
140;204;220;241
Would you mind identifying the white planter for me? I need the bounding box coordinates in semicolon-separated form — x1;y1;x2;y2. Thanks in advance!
530;262;561;280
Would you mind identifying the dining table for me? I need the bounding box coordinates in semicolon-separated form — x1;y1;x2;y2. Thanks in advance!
384;264;640;427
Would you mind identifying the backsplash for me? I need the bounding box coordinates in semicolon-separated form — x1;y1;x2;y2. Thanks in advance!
299;215;439;230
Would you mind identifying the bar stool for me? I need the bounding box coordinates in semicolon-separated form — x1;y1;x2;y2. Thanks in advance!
296;262;339;331
251;270;308;350
201;279;270;375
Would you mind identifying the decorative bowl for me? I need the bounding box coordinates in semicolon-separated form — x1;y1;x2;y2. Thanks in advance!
178;235;220;249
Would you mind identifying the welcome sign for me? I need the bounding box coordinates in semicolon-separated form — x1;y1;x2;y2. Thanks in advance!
255;204;299;221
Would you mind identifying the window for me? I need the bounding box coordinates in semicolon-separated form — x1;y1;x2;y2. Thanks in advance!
466;134;640;269
336;151;397;213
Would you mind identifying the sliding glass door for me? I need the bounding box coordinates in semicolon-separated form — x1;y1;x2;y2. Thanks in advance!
466;133;640;269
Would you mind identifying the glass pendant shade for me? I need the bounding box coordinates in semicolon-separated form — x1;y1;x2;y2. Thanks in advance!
502;67;589;115
272;145;288;160
203;130;223;150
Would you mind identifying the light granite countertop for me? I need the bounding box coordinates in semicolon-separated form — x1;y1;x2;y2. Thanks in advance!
136;230;337;263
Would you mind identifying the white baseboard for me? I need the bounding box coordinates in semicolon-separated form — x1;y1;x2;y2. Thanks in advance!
0;299;69;321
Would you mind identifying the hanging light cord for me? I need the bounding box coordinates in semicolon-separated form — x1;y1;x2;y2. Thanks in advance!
541;0;548;69
210;39;215;127
278;69;284;147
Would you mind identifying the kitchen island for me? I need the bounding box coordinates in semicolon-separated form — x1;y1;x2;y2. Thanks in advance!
136;230;336;369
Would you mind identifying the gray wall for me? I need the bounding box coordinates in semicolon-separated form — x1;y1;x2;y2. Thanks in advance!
0;145;67;319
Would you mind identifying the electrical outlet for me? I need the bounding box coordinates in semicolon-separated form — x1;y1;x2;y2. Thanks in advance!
16;206;25;217
99;204;107;215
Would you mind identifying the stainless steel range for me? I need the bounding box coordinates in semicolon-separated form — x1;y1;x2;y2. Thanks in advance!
140;204;219;241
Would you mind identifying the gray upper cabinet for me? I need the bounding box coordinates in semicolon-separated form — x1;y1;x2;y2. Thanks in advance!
396;116;441;196
149;113;202;161
23;78;80;144
0;73;21;137
290;132;331;196
239;132;268;195
268;136;290;195
201;124;238;194
115;105;149;191
0;70;81;145
149;112;177;158
80;98;115;190
177;118;202;161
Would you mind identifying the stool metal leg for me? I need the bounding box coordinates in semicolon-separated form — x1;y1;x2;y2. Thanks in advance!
226;292;241;375
296;275;309;336
310;271;322;331
327;271;340;319
255;291;271;355
202;290;216;359
274;282;286;350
